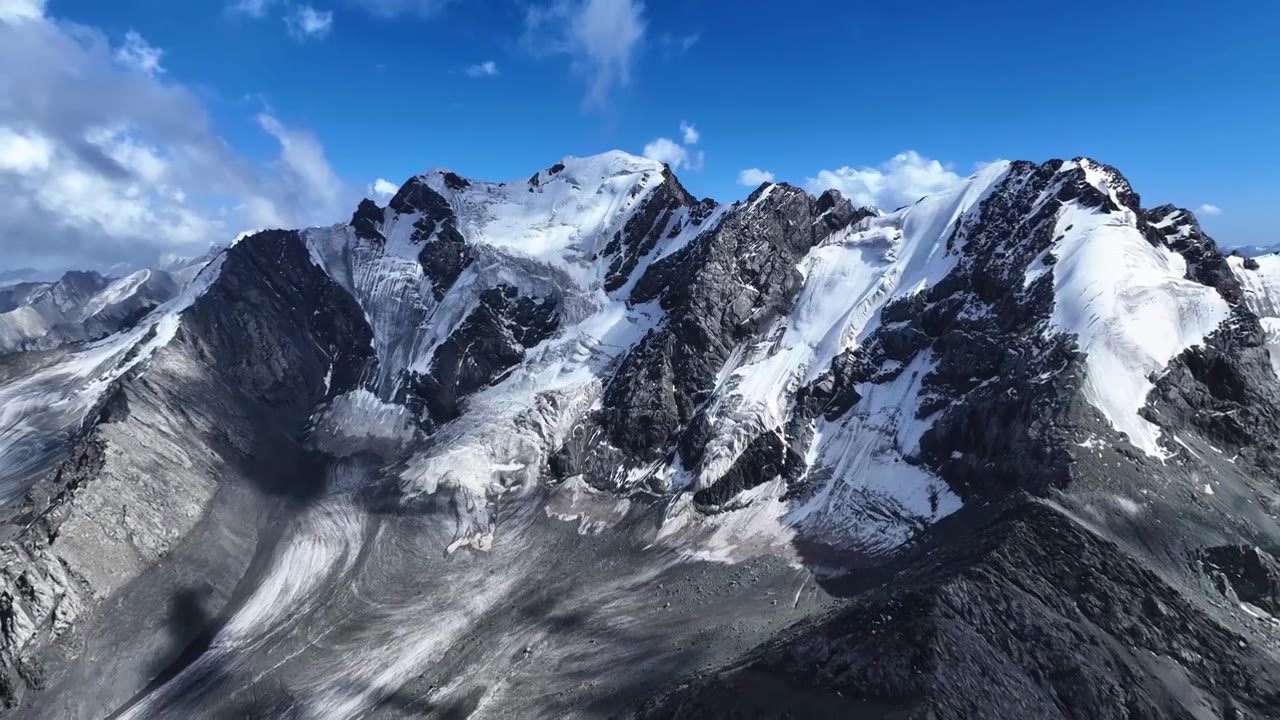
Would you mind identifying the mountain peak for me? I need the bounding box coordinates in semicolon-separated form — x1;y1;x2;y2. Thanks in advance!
9;151;1280;717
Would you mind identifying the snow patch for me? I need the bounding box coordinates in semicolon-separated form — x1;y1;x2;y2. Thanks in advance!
1049;188;1230;457
310;389;418;458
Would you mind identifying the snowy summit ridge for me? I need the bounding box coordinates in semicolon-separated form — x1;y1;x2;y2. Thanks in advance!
5;149;1280;718
280;151;1244;558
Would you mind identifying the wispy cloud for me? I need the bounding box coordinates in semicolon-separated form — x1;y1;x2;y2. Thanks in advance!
465;60;499;77
679;120;699;145
257;113;344;211
113;30;165;75
1198;203;1222;216
227;0;276;18
737;168;774;186
657;30;699;57
345;0;452;18
524;0;646;110
286;5;334;39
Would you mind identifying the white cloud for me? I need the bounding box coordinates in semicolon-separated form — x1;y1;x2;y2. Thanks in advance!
227;0;276;17
806;151;963;210
114;30;165;75
0;8;354;270
524;0;646;109
286;5;334;39
0;0;44;21
643;137;685;168
1198;203;1222;217
642;137;703;172
737;168;774;186
679;120;699;145
642;120;704;172
257;113;344;212
0;129;54;174
465;60;499;77
370;178;398;199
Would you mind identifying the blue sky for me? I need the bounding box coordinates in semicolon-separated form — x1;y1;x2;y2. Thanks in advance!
2;0;1277;269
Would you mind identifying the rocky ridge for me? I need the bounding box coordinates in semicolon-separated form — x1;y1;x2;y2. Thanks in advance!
0;152;1277;717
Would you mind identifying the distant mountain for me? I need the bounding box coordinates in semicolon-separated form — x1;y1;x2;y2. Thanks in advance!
0;253;213;354
1226;243;1280;258
2;152;1279;718
0;267;63;286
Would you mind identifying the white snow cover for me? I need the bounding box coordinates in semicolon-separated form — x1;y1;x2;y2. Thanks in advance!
304;151;692;394
1230;253;1280;318
295;152;1235;561
1229;254;1280;375
19;150;1224;569
665;162;1011;554
310;389;419;458
301;152;727;550
1048;159;1230;456
79;269;151;319
0;305;50;349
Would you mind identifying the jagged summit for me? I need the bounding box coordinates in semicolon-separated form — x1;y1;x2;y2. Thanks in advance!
3;152;1279;718
385;150;672;207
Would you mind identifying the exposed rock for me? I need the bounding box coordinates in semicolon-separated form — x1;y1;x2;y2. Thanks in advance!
1202;545;1280;614
349;198;386;244
4;153;1280;719
401;285;558;428
639;505;1280;719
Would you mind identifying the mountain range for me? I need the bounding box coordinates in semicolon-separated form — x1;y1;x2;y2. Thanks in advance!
1;151;1279;718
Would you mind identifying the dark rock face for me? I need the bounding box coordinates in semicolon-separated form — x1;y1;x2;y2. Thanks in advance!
1202;545;1280;614
442;172;470;191
417;222;471;301
383;178;477;300
350;198;386;244
1145;204;1245;304
692;430;802;508
401;285;558;428
556;183;869;490
1147;306;1280;478
601;167;699;293
388;176;449;217
184;230;376;411
640;506;1280;720
0;229;377;710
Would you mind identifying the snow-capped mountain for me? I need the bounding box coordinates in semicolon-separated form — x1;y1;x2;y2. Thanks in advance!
0;250;214;355
2;152;1279;718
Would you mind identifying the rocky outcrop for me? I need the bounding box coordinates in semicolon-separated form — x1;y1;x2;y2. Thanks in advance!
1202;545;1280;614
400;284;558;429
554;183;871;491
639;504;1280;720
0;230;374;709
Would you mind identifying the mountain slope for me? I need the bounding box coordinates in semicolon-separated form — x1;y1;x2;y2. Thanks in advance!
1;152;1278;718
